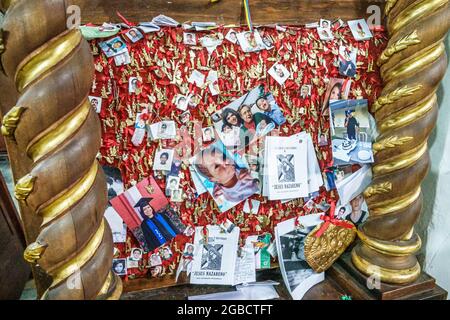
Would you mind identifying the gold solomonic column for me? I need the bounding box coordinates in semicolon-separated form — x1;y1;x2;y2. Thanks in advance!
352;0;450;284
0;0;122;299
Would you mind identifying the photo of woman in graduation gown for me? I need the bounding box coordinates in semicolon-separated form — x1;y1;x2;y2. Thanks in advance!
134;198;181;252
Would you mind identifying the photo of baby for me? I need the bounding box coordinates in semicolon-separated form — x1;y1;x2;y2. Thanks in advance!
191;140;259;212
339;46;358;78
125;28;144;43
268;63;290;85
212;85;285;150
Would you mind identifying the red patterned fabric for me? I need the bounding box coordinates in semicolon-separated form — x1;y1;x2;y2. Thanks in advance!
90;25;387;280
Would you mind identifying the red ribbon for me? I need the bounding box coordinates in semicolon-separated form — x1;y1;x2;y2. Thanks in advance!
116;11;136;27
314;202;354;238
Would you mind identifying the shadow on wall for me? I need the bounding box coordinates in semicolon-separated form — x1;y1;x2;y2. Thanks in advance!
416;33;450;278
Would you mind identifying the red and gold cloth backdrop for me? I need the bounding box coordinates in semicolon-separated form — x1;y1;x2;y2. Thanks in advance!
91;25;387;280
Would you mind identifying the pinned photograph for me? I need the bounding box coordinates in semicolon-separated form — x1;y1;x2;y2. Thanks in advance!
110;176;185;253
275;214;324;300
103;166;127;243
88;96;102;113
129;248;143;261
212;85;285;149
183;32;197;45
129;77;138;94
154;149;174;171
320;19;332;29
166;176;180;191
300;85;312;99
202;127;216;143
225;29;239;44
170;188;183;203
322;78;352;111
237;30;264;53
339;46;357;78
125;28;144;43
243;199;261;215
220;219;236;233
335;193;369;226
127;258;139;269
150;265;163;277
135;112;147;130
112;258;127;276
150;253;163;267
175;94;188;111
318;131;329;147
260;31;274;50
114;51;131;66
330;100;374;165
348;19;373;41
188;70;206;87
317;27;334;41
160;247;173;260
99;36;128;57
158;121;177;139
191;140;259;212
269;63;290;85
179;110;191;124
332;18;345;29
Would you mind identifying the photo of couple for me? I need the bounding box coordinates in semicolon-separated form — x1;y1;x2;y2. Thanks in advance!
212;85;286;150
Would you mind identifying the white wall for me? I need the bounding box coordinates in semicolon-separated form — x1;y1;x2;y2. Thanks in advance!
417;32;450;298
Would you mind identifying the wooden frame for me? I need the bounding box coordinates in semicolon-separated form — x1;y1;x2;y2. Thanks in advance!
0;0;449;299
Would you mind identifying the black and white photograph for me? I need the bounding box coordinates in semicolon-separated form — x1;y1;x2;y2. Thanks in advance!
202;127;215;143
170;188;183;203
268;63;290;85
166;176;180;192
129;248;143;261
320;19;332;29
212;85;285;150
175;94;188;111
277;154;296;183
201;244;223;271
179;110;191;124
153;149;174;171
348;19;373;41
339;46;357;78
158;121;176;139
330;100;374;165
125;28;144;43
160;246;173;261
225;29;239;44
99;36;128;58
183;32;197;45
112;258;127;276
88;96;102;113
275;214;324;300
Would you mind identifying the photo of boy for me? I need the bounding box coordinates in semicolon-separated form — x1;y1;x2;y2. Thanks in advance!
176;95;188;111
161;247;173;261
130;248;143;261
191;141;259;212
255;95;286;126
125;28;144;43
154;149;174;171
99;36;128;58
300;85;312;99
339;46;357;78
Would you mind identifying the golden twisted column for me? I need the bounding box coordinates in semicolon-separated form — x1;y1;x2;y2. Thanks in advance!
0;0;121;299
352;0;450;284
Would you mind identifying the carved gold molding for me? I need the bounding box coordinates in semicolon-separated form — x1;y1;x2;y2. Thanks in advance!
352;0;450;284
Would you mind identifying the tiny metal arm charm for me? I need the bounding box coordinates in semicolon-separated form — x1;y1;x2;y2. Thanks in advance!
14;174;36;201
24;241;48;264
1;105;26;138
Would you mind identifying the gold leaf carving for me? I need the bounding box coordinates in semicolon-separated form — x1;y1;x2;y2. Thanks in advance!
378;30;421;66
373;135;413;154
304;223;356;273
1;106;26;138
14;174;36;201
371;85;422;113
364;182;393;198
